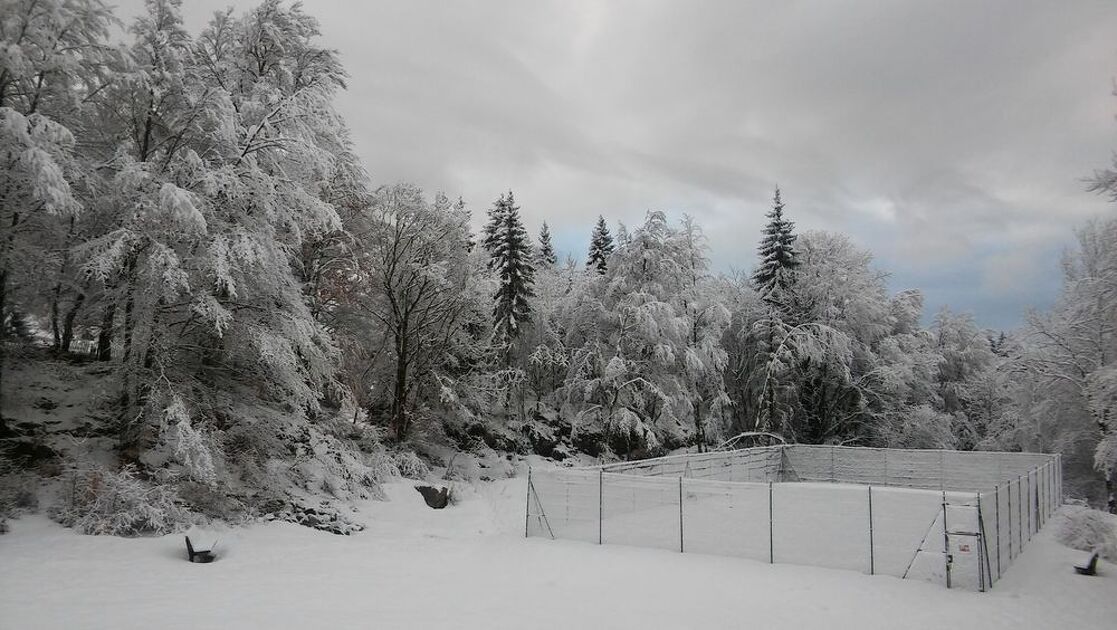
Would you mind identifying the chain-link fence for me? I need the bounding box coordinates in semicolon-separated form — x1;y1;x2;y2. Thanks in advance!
526;445;1060;591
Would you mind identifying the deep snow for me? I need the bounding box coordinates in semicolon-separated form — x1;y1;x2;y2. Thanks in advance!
1;478;1113;630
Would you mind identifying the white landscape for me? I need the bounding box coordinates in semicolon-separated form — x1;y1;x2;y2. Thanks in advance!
2;478;1115;630
2;0;1117;628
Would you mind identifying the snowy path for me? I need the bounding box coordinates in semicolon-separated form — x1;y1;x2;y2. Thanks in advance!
1;479;1113;630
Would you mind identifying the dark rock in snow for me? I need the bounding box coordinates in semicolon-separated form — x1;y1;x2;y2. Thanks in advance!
415;485;450;509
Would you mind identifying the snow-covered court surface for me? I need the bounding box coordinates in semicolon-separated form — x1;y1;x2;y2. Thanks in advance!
2;478;1114;630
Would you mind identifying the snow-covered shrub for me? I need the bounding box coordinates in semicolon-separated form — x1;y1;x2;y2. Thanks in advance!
1057;505;1117;561
393;451;430;480
51;465;198;536
0;464;39;534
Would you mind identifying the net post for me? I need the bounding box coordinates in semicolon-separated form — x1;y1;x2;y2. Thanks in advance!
598;469;603;545
768;480;774;564
678;476;684;553
1017;476;1023;551
868;485;875;575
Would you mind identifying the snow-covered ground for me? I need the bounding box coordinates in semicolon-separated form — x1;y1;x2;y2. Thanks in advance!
1;478;1113;630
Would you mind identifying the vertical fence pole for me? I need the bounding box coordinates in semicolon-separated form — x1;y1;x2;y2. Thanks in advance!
1007;481;1014;561
977;493;986;592
868;486;875;575
598;469;603;545
1058;454;1063;507
525;467;532;538
1049;460;1055;516
942;490;951;589
1027;471;1033;539
678;476;684;553
994;484;1001;579
1017;476;1024;551
768;481;774;564
830;446;835;483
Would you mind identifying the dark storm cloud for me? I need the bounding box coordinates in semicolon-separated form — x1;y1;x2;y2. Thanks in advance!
119;0;1117;327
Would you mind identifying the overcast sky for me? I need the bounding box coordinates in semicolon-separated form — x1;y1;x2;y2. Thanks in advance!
118;0;1117;329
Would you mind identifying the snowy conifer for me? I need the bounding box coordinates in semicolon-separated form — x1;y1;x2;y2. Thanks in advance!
586;215;614;274
752;187;799;302
483;191;535;344
537;222;557;267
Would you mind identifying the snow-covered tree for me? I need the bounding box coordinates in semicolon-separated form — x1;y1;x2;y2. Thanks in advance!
483;191;535;348
0;0;115;432
338;184;474;440
586;215;614;274
537;221;557;268
751;187;799;309
1004;218;1117;510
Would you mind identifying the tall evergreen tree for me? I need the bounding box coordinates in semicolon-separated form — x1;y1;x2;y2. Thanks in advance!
537;222;557;267
483;191;535;344
752;187;799;301
586;215;614;274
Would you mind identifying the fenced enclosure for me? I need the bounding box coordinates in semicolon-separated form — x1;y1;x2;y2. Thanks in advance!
525;445;1061;591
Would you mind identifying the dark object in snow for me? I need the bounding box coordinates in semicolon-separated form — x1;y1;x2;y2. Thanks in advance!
185;536;216;563
415;485;450;509
1074;552;1099;576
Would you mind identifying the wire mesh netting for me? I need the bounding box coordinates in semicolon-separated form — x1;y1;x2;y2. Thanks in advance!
527;445;1061;592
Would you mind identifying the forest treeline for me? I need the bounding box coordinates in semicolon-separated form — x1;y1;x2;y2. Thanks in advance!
1;0;1113;522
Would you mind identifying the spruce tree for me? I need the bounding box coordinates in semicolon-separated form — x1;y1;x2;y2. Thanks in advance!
751;187;799;301
537;222;557;267
586;215;614;274
483;191;536;344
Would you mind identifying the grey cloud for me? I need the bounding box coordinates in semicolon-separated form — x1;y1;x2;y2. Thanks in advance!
116;0;1117;327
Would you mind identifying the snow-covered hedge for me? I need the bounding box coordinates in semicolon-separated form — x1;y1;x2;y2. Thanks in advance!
1057;505;1117;561
51;465;198;536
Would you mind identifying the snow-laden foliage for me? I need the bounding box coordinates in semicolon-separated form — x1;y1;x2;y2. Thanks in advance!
51;464;198;536
1057;505;1117;560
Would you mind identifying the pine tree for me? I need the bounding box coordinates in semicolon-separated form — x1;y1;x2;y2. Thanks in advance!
483;191;536;344
586;215;614;274
752;187;799;301
537;222;557;267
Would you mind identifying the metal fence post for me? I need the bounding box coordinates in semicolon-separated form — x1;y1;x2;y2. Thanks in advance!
942;490;951;589
525;466;532;538
1017;476;1024;550
994;484;1001;579
678;476;684;553
768;480;774;564
1007;481;1013;561
598;469;603;545
868;486;875;575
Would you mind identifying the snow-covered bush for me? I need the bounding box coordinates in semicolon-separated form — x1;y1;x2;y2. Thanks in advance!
393;452;430;480
1057;505;1117;561
0;464;39;534
51;465;198;536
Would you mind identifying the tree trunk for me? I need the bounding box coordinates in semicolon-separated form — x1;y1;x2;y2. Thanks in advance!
50;216;77;352
60;292;85;353
390;334;409;440
96;300;116;360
